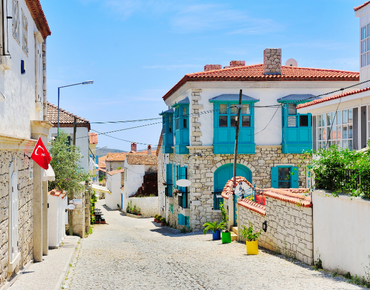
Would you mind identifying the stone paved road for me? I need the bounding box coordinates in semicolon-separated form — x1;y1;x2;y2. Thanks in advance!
66;200;365;290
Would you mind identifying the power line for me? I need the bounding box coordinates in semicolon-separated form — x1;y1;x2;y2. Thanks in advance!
91;117;161;124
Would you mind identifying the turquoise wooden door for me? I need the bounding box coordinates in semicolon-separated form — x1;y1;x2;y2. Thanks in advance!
214;164;252;226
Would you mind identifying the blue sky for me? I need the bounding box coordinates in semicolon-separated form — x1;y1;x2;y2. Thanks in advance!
42;0;361;152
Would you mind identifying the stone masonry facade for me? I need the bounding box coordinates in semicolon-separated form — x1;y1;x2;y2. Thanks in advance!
238;196;313;265
0;150;34;286
165;145;308;232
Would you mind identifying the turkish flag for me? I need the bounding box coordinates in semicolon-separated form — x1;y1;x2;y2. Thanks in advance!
31;137;51;170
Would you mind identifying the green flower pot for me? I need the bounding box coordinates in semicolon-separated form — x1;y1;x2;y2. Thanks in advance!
222;231;231;244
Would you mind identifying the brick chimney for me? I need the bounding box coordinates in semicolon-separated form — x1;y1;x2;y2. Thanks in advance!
147;145;151;155
229;60;245;67
131;142;137;152
263;48;282;75
204;64;222;71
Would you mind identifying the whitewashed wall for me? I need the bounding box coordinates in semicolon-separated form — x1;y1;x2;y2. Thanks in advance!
127;197;158;217
312;190;370;277
47;194;67;248
49;127;89;172
105;173;121;210
0;0;45;138
123;159;146;198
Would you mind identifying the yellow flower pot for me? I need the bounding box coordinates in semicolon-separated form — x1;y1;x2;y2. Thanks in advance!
246;240;258;255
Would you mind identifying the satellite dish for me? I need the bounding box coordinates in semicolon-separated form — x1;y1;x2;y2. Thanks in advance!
176;179;192;187
67;204;75;210
285;58;298;67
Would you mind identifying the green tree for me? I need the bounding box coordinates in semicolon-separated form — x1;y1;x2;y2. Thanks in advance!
48;131;89;235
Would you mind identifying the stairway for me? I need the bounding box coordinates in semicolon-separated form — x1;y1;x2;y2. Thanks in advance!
231;226;238;241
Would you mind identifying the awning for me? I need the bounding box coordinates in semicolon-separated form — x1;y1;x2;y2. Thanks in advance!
92;184;111;195
42;165;55;181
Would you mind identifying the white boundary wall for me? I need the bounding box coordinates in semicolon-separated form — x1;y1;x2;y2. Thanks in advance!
127;197;158;217
313;190;370;277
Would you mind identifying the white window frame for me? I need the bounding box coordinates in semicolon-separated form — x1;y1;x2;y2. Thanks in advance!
316;109;353;150
360;24;370;67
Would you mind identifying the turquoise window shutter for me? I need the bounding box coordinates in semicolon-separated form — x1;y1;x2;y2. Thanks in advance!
271;167;279;188
178;214;185;225
185;216;189;227
291;166;299;188
166;163;173;197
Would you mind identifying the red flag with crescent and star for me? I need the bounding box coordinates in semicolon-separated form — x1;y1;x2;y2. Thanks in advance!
31;137;51;170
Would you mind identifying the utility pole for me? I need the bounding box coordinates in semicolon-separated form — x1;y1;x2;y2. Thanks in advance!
233;89;243;189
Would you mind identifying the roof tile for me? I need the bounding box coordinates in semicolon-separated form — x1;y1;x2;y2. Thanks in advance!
89;133;98;144
47;102;90;130
163;64;359;101
126;154;157;165
354;1;370;11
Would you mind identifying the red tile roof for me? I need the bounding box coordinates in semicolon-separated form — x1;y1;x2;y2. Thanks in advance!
238;199;266;216
89;133;98;144
107;168;125;176
98;155;107;170
126;154;157;165
354;1;370;11
221;176;256;200
48;189;66;198
106;152;127;162
47;102;90;130
297;86;370;109
263;188;312;207
25;0;51;39
162;64;359;101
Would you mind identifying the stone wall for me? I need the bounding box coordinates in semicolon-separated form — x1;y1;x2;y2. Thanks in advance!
238;193;313;265
263;48;282;75
164;145;308;232
0;150;34;286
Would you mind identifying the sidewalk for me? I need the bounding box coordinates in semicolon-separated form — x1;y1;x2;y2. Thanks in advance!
3;236;80;290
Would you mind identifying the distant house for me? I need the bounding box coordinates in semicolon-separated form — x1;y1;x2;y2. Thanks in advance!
297;3;369;151
0;0;51;285
88;133;99;184
157;49;359;231
106;169;124;210
47;102;91;172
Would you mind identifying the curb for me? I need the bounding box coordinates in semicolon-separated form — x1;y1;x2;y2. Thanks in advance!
57;237;81;290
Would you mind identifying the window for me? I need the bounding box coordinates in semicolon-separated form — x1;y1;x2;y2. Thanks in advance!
21;9;28;54
360;24;370;67
281;102;312;154
165;164;173;197
175;165;188;208
172;99;189;154
271;166;298;188
12;0;20;43
160;109;174;153
211;101;256;154
178;214;189;227
316;109;352;150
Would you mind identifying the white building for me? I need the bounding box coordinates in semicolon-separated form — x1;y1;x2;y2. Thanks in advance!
47;102;91;172
297;2;370;151
0;0;51;285
106;169;124;210
47;189;68;248
158;49;359;231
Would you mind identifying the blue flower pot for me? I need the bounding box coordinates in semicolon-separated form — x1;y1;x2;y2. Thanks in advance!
212;229;221;240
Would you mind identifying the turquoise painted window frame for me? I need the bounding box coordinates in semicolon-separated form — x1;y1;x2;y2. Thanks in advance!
281;102;312;154
160;110;174;153
175;165;189;208
210;100;257;154
172;103;189;154
271;165;299;188
178;214;189;227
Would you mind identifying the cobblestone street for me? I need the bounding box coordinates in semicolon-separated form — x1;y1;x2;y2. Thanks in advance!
65;200;365;290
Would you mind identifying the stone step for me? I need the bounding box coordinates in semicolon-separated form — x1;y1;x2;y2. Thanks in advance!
231;231;238;241
232;227;238;235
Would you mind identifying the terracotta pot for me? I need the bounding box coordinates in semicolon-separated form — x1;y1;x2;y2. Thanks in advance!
161;222;165;226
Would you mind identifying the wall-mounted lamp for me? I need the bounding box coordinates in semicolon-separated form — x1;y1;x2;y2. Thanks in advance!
194;152;202;157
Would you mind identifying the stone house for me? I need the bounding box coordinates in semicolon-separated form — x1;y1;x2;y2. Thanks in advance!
297;2;370;152
157;48;359;231
0;0;51;286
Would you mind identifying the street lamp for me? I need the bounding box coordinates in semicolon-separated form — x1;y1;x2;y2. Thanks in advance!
57;80;94;135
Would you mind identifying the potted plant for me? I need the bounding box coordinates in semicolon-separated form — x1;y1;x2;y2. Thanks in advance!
154;214;159;222
156;215;162;223
202;221;225;240
240;221;263;255
219;202;231;244
160;217;166;226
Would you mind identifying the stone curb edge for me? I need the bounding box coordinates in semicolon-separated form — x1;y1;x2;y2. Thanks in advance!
55;237;81;290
